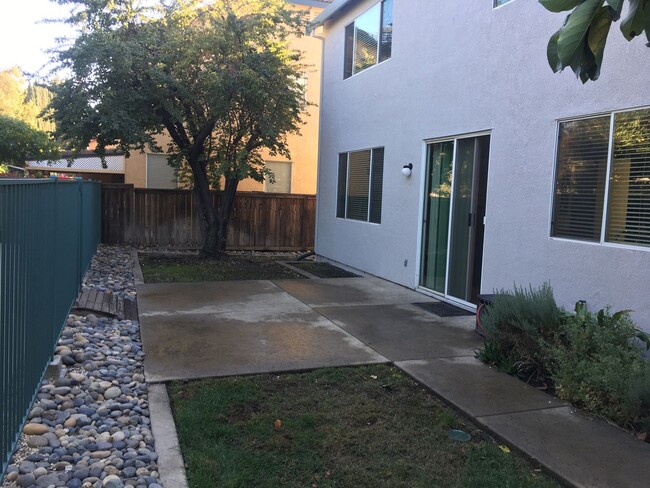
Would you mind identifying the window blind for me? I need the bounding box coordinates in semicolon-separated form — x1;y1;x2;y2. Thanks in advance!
606;109;650;247
346;150;371;221
552;116;610;241
353;4;380;75
369;148;384;223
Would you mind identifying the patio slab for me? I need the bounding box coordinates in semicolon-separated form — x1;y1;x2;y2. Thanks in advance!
273;277;437;308
396;357;566;417
316;304;481;361
476;407;650;488
137;281;387;382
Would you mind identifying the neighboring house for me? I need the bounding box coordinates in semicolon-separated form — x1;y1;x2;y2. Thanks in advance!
27;0;328;193
311;0;650;331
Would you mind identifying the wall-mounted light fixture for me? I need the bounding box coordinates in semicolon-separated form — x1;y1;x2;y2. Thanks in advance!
401;163;413;177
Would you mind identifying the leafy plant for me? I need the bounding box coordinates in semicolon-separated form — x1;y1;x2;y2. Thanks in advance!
475;340;517;375
624;361;650;432
540;0;650;83
547;303;649;427
477;283;563;382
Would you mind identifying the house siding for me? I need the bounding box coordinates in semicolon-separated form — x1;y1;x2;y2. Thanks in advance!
315;0;650;330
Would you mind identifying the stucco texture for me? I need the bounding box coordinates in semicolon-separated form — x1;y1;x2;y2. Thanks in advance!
315;0;650;330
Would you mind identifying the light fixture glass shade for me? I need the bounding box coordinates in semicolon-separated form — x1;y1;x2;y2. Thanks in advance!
402;164;412;177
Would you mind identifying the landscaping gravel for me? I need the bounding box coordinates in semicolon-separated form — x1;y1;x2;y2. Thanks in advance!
3;246;161;488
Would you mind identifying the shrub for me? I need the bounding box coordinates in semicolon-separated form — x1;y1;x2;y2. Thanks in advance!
547;303;649;428
478;283;562;381
624;361;650;432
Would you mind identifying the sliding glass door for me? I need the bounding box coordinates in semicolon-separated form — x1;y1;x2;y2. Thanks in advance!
420;134;490;305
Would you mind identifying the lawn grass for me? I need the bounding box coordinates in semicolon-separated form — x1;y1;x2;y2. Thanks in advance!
169;365;561;488
139;252;305;282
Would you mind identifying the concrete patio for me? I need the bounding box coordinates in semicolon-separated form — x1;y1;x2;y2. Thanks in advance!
137;272;650;488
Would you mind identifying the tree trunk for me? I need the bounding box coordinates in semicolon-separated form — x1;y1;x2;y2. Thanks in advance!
188;156;220;258
216;177;240;253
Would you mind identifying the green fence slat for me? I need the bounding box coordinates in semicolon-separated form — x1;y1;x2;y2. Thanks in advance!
0;178;100;476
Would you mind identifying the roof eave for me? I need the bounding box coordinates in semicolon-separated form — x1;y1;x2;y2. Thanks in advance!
308;0;355;33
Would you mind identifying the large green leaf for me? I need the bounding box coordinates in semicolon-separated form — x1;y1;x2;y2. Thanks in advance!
621;0;646;39
557;0;603;65
539;0;582;13
547;30;563;71
606;0;624;18
588;6;613;67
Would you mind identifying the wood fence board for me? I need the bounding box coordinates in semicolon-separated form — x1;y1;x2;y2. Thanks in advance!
101;185;315;250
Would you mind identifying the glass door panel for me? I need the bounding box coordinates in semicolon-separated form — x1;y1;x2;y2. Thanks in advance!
420;141;454;293
420;134;490;306
447;138;476;301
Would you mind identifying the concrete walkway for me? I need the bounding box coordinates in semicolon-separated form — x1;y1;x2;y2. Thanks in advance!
137;273;650;488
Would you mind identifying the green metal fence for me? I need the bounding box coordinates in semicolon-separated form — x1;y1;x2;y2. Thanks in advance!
0;177;101;475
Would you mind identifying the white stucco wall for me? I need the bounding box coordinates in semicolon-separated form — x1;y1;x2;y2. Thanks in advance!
315;0;650;330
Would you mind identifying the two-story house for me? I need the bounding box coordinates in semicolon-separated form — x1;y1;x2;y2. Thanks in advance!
311;0;650;331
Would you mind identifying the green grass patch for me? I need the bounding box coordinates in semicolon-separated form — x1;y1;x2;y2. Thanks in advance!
139;253;305;283
169;365;561;488
289;261;359;278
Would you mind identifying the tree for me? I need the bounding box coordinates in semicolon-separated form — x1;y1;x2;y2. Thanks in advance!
540;0;649;82
0;67;55;130
50;0;306;256
0;115;60;165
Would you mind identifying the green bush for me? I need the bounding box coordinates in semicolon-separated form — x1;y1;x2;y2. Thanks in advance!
624;361;650;432
478;283;562;381
547;303;650;429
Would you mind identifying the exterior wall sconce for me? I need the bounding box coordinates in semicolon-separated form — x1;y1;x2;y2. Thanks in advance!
402;163;413;177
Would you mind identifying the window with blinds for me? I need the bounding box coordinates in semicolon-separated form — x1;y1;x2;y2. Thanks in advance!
606;109;650;246
337;148;384;224
343;0;393;79
552;107;650;249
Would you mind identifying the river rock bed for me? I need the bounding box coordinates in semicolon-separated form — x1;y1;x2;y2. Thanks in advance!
3;246;161;488
82;246;137;302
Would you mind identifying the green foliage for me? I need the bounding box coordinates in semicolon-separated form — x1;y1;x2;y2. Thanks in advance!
548;303;649;426
51;0;308;255
478;283;563;380
477;283;650;433
475;339;517;375
0;114;60;165
624;361;650;431
0;67;55;131
540;0;650;82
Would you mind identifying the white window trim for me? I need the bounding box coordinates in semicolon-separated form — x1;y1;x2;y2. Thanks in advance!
493;0;516;9
550;105;650;252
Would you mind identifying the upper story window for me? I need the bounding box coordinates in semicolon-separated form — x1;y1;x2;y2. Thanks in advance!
493;0;513;7
551;107;650;249
344;0;393;79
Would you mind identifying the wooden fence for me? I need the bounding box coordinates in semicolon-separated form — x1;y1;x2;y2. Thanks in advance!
101;184;316;250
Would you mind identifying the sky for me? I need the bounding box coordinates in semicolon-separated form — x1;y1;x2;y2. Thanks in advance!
0;0;74;77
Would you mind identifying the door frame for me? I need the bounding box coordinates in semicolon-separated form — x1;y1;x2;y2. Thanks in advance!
415;130;492;311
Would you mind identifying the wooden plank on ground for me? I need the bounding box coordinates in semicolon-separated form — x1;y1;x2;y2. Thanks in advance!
109;295;118;316
86;290;98;309
93;291;104;311
102;292;112;314
117;298;125;320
